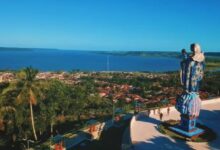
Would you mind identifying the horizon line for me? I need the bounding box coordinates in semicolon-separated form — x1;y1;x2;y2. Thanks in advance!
0;46;219;52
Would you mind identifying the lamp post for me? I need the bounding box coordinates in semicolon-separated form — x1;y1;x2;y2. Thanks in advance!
112;99;117;123
50;114;55;150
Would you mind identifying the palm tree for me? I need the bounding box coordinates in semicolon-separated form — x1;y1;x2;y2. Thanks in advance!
16;67;39;141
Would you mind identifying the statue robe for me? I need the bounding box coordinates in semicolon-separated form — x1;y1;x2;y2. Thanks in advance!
181;58;205;92
177;58;205;116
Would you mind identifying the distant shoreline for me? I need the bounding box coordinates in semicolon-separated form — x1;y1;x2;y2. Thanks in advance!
1;46;220;58
0;46;219;53
0;47;219;72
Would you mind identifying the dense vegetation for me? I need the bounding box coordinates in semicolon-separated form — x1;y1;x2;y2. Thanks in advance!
0;68;114;149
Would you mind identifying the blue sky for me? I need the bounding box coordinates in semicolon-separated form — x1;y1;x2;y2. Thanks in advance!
0;0;220;51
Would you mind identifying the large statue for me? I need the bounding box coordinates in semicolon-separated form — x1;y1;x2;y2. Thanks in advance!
172;43;205;137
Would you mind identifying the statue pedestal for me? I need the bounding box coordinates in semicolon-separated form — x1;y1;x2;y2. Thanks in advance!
169;115;204;138
169;126;204;138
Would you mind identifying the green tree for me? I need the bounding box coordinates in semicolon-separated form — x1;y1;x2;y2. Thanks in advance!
15;67;40;141
42;80;73;135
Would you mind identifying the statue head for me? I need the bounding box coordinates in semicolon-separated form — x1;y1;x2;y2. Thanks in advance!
190;43;201;55
190;43;205;62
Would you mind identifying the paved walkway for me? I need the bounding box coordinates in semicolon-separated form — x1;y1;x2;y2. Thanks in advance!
128;98;220;150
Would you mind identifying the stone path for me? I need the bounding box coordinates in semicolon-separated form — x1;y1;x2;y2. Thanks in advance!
128;98;220;150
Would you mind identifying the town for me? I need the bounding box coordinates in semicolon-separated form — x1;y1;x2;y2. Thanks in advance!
0;71;216;103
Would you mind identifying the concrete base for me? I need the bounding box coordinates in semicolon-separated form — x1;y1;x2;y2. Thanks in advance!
169;126;204;138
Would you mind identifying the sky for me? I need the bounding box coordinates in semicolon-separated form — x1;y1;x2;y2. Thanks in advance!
0;0;220;51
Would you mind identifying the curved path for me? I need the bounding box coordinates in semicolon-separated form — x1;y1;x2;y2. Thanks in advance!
128;98;220;150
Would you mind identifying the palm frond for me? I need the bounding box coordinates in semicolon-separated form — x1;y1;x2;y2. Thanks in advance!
1;81;18;95
24;67;38;81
